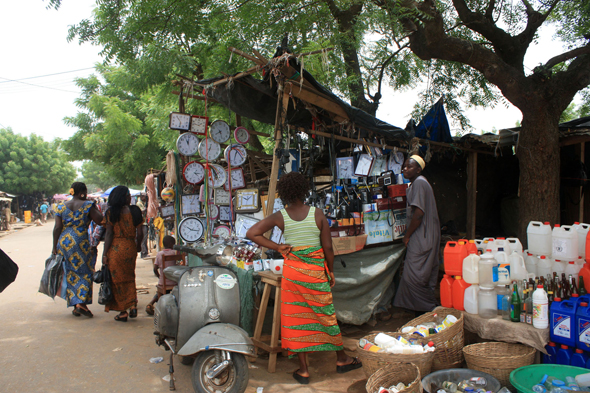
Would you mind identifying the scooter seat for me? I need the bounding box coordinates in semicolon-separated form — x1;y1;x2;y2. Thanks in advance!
163;266;191;283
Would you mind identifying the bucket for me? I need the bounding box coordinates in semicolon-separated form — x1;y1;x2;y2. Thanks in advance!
510;364;587;393
462;253;480;284
444;242;468;276
550;298;578;348
553;224;579;260
527;221;552;256
575;223;590;259
440;275;454;308
464;284;479;315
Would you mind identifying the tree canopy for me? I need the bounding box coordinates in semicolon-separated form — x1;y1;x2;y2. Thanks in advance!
0;128;77;195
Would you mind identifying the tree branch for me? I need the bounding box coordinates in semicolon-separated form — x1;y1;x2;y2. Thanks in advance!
485;0;496;20
543;45;590;71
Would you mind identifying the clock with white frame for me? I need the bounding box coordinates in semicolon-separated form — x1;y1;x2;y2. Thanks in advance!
224;167;246;191
190;115;208;136
181;194;201;215
355;154;374;177
235;215;259;239
207;163;227;188
224;144;248;167
214;188;231;205
169;112;191;131
219;205;233;221
182;161;206;185
370;155;387;177
176;132;200;156
336;157;354;179
209;120;231;144
198;138;222;161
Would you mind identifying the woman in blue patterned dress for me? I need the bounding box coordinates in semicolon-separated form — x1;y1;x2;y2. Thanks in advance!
52;182;103;317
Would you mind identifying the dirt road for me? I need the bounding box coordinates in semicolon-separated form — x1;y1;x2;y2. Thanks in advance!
0;222;405;393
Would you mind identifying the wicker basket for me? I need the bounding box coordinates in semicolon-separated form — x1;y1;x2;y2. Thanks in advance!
366;363;422;393
463;342;536;389
358;332;435;379
400;308;464;371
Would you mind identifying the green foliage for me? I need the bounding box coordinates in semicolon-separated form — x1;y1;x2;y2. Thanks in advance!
79;161;118;192
0;128;76;195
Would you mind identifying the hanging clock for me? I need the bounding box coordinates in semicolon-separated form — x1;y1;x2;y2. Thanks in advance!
336;157;354;179
219;205;232;221
191;115;208;136
235;188;260;213
214;189;231;205
181;194;201;215
370;155;387;177
169;112;191;131
198;138;222;161
388;151;405;174
224;167;246;191
207;163;227;188
178;216;205;243
213;225;231;240
182;161;206;185
355;154;374;177
176;132;200;156
209;120;231;144
208;203;220;220
234;126;250;144
224;144;248;167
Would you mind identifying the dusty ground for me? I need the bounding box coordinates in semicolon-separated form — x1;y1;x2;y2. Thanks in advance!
0;221;412;393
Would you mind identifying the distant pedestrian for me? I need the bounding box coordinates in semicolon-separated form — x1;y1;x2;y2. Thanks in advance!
40;202;49;223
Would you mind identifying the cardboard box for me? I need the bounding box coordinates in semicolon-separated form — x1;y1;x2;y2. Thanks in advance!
392;208;407;239
331;234;368;255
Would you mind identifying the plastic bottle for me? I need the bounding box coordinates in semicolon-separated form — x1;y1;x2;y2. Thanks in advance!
550;297;577;347
478;286;497;319
463;252;480;284
553;260;566;276
496;284;510;316
507;237;524;257
440;274;454;308
452;276;470;311
579;262;590;294
528;221;553;256
464;284;479;315
565;260;581;281
543;342;557;364
533;284;549;329
502;286;511;320
444;241;469;276
478;250;498;287
577;301;590;351
525;252;538;277
571;349;589;369
575;223;590;259
577;372;590;388
483;237;497;253
495;248;511;285
509;251;528;281
556;344;573;365
474;239;485;254
553;224;579;260
466;240;478;255
538;255;554;278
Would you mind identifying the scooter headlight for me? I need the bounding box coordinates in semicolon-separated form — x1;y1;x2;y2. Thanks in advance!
208;308;220;320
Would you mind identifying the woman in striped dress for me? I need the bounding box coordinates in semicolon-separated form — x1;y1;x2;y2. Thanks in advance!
247;172;361;384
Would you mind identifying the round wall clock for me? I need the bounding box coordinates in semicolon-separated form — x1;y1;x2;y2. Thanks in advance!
178;216;204;243
234;126;250;144
198;138;221;161
176;132;200;156
208;203;220;220
224;144;248;167
213;225;231;240
209;120;231;144
182;161;206;185
207;163;227;188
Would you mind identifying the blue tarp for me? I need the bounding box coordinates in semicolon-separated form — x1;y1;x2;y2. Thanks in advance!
415;97;453;143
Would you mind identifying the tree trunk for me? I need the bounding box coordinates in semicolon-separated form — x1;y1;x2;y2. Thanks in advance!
517;109;561;246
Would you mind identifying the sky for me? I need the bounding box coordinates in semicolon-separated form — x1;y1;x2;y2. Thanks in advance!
0;1;579;142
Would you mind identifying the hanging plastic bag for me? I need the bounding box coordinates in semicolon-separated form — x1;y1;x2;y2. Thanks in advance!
98;266;113;305
39;254;64;299
0;248;19;293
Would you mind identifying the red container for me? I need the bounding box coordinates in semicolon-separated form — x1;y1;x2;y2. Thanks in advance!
580;262;590;293
466;240;478;255
444;241;469;276
441;274;455;308
452;276;470;311
387;184;408;198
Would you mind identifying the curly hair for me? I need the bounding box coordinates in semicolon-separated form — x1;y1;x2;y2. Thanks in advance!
277;172;310;205
107;185;130;224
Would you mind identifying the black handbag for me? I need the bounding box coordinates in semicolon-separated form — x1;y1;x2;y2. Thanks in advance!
97;266;113;305
92;269;106;283
0;248;19;293
38;254;63;298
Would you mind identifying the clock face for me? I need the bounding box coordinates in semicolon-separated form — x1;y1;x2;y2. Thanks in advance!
207;163;227;188
214;189;231;205
336;157;354;179
191;115;208;135
224;167;246;191
355;154;374;177
224;144;248;167
213;225;231;240
178;217;205;243
234;126;250;144
198;138;221;161
236;189;259;212
183;161;206;185
209;120;231;144
370;156;387;177
176;132;200;156
208;203;220;219
169;112;191;131
388;152;404;174
181;194;201;215
219;205;232;221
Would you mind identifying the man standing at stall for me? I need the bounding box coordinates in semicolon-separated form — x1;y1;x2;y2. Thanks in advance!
394;155;441;315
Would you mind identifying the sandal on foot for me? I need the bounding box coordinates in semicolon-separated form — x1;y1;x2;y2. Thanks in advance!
292;370;309;385
76;306;93;318
336;357;362;374
114;313;128;322
129;308;137;318
72;309;81;317
145;304;154;316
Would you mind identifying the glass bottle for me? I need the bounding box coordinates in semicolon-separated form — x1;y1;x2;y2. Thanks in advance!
520;287;528;323
502;288;511;321
511;282;521;322
571;276;579;296
580;276;588;296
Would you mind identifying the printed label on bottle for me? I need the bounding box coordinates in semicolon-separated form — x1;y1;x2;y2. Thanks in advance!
526;314;532;324
533;302;548;322
579;319;590;345
492;266;499;283
498;264;510;282
497;294;503;310
553;239;568;257
552;313;571;338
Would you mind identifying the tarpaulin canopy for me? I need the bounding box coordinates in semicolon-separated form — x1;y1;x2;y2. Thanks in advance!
52;194;70;201
414;97;453;143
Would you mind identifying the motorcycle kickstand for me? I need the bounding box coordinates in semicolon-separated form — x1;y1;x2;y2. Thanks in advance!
168;352;176;391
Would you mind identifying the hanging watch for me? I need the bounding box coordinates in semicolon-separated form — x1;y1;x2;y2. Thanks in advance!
182;161;206;185
178;217;205;243
198;138;221;161
234;126;250;144
207;163;227;188
169;112;191;131
209;120;231;144
208;203;220;220
224;167;246;191
191;115;208;136
176;132;200;156
224;144;248;167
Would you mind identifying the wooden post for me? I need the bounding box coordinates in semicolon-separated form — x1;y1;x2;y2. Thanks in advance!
265;86;289;219
581;142;585;222
466;152;478;239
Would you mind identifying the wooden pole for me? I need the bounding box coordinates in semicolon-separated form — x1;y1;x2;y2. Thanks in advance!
466;152;478;239
305;128;409;153
581;142;585;222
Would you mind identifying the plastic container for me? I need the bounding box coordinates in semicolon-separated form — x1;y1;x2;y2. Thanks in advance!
533;284;549;329
452;276;470;311
575;223;590;259
444;241;468;276
550;297;578;347
479;250;498;287
537;256;554;278
507;237;524;257
566;260;581;281
478;286;497;319
495;239;509;255
580;263;590;294
466;240;478;255
557;344;573;365
464;284;479;315
440;274;454;308
494;248;511;285
553;224;579;260
528;221;553;256
463;252;480;284
576;301;590;351
474;239;485;254
543;342;558;364
571;348;589;368
510;365;588;393
578;371;590;388
553;260;566;276
525;252;538;277
510;251;529;281
483;237;497;253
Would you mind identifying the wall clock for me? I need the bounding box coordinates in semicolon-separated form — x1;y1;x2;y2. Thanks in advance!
370;155;387;177
181;194;201;215
214;189;231;205
176;132;200;156
191;115;208;136
182;161;206;185
169;112;191;131
178;216;204;243
208;203;220;220
235;188;260;213
159;204;175;218
209;120;231;144
219;205;232;221
388;151;405;174
336;157;354;179
355;154;374;177
224;167;246;191
198;138;221;161
213;225;231;240
224;144;248;167
270;226;284;244
235;215;259;239
234;126;250;144
207;163;227;188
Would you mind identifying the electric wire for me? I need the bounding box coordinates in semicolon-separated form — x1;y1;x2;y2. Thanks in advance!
0;67;95;84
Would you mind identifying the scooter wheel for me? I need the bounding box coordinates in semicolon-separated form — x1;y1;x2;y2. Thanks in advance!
180;355;195;366
191;350;249;393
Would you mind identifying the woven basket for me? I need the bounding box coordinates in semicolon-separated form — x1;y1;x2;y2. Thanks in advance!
358;332;435;379
400;308;464;371
366;363;422;393
463;342;536;389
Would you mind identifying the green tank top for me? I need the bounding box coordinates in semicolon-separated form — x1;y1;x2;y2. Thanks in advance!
280;206;321;247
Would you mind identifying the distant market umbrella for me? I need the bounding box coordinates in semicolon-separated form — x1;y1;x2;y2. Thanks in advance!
100;187;116;198
52;194;69;201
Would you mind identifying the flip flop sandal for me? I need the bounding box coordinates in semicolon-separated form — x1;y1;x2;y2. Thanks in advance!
336;357;362;374
114;313;128;322
72;309;81;317
76;307;94;318
129;308;138;318
292;370;309;385
145;304;155;316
